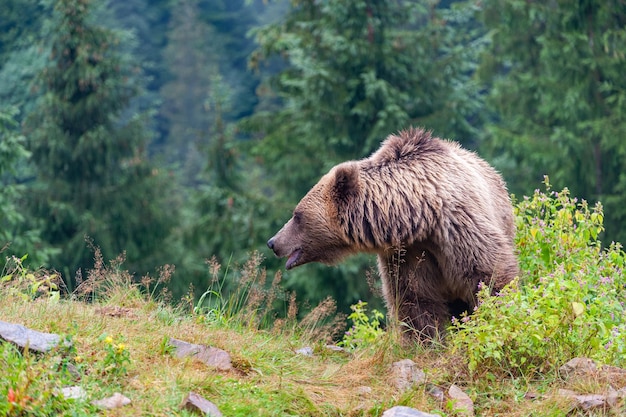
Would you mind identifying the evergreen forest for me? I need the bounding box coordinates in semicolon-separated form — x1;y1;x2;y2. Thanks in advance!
2;0;625;316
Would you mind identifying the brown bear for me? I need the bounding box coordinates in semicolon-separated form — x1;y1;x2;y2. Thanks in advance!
267;127;518;340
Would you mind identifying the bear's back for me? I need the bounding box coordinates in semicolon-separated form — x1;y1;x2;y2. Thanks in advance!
369;127;446;166
366;127;515;242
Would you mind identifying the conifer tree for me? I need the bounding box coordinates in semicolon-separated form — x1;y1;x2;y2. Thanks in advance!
25;0;174;283
159;0;218;183
0;107;56;269
478;0;626;244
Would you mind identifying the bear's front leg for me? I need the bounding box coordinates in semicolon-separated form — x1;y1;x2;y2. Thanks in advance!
378;248;450;341
392;297;451;341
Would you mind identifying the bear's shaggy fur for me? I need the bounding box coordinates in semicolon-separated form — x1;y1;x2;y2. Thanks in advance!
267;128;518;339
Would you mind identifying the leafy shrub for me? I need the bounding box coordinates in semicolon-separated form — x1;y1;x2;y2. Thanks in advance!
339;300;385;350
1;254;61;301
450;178;626;376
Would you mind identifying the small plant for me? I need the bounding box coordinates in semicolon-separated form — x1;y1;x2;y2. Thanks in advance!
194;256;233;325
194;252;286;330
299;296;346;343
339;300;385;350
98;333;131;377
450;178;626;376
0;343;82;416
1;254;61;301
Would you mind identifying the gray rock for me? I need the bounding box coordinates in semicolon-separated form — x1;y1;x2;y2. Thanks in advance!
180;391;223;417
324;344;346;352
0;320;63;353
573;394;608;411
557;388;577;397
169;338;232;371
391;359;426;391
426;384;445;402
448;384;474;416
61;386;87;400
559;357;598;377
559;357;626;379
556;388;626;412
382;405;439;417
66;362;81;379
295;346;314;356
91;392;131;409
605;387;626;407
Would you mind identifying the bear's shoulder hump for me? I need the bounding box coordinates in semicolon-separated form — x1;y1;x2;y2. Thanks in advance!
371;127;447;164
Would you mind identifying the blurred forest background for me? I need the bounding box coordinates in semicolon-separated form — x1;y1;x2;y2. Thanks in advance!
1;0;625;315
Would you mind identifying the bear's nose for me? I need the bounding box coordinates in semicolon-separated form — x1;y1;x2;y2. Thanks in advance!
267;238;275;250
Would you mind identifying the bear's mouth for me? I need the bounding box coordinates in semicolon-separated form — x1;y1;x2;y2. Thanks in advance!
285;249;302;270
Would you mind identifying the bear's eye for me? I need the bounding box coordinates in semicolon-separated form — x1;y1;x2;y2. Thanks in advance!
293;211;303;224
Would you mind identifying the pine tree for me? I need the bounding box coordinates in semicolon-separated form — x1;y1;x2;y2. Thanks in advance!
247;0;481;200
478;0;626;244
0;0;49;119
25;0;174;283
159;0;219;183
0;107;56;269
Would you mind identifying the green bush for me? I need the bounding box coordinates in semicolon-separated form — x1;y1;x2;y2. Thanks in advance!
339;300;385;350
450;177;626;376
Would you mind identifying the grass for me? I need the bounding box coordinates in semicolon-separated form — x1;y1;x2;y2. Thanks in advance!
0;251;438;416
2;181;626;416
0;280;429;416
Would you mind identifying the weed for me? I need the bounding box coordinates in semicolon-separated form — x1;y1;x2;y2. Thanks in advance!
194;252;291;331
299;296;346;343
74;244;137;304
1;254;62;301
339;300;385;350
0;342;93;416
97;333;131;378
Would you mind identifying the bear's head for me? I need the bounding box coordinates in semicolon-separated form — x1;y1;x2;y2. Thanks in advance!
267;162;361;269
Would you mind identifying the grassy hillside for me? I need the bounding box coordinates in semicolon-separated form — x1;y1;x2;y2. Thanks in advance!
1;181;626;416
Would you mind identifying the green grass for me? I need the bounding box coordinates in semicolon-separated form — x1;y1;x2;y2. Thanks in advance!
1;180;626;416
0;285;426;416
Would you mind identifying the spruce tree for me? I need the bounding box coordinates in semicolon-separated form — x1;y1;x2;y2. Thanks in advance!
0;107;56;269
478;0;626;244
25;0;174;283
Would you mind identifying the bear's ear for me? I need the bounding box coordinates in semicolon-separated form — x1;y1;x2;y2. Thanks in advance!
332;163;360;205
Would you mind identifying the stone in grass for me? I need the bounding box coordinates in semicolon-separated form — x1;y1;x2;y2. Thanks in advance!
295;346;314;356
390;359;426;391
0;320;65;353
181;391;223;417
61;386;87;401
426;384;445;402
382;406;440;417
559;357;598;378
448;384;474;417
91;392;131;410
169;338;232;371
559;357;626;379
557;388;626;412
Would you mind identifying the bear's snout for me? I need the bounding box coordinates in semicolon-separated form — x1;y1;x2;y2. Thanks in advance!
267;237;276;251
